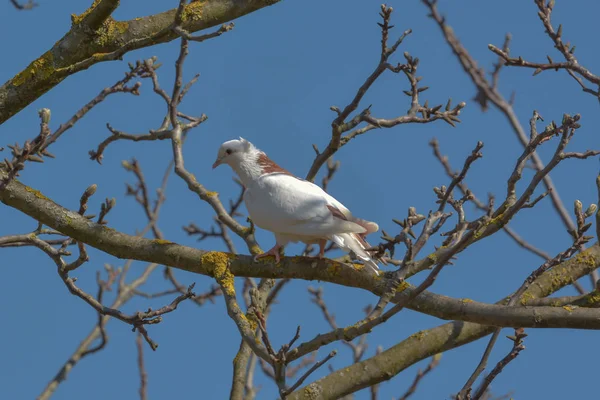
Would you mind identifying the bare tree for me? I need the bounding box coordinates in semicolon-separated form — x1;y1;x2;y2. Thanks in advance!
2;1;600;399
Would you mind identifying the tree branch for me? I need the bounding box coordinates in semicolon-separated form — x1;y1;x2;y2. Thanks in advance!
79;0;121;31
486;0;600;100
471;328;526;400
0;0;282;124
2;174;600;332
136;332;148;400
422;0;599;288
305;5;464;181
397;354;441;400
38;262;160;400
421;0;580;245
286;243;600;399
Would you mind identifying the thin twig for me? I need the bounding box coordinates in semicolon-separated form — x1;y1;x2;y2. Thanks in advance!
136;333;148;400
282;351;337;397
458;214;594;398
398;354;441;400
422;0;598;289
306;4;464;181
471;329;527;400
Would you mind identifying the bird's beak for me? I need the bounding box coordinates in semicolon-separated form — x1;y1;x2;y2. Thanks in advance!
212;157;223;169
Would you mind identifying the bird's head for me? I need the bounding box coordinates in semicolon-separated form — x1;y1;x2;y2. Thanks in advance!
213;138;290;186
212;137;256;169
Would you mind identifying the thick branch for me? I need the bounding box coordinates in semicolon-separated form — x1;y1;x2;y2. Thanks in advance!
0;0;281;124
286;246;600;399
2;177;600;332
80;0;121;31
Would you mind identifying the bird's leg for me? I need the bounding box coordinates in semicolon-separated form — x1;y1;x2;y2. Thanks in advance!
254;244;282;263
317;239;327;259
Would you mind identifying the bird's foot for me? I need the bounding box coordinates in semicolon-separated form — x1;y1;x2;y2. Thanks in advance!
317;239;327;259
254;244;282;263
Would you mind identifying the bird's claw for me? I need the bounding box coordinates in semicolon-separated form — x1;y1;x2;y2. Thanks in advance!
317;239;326;259
254;245;281;263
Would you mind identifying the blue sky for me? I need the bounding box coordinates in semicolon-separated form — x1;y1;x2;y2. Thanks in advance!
1;0;599;399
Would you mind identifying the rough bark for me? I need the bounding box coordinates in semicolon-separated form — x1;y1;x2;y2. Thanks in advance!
0;0;281;125
287;246;600;399
2;176;599;332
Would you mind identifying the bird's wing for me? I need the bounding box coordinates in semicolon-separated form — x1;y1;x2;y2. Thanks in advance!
246;174;366;236
320;185;379;235
330;233;380;275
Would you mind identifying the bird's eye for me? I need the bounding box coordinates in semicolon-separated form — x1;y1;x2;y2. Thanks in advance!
225;149;233;155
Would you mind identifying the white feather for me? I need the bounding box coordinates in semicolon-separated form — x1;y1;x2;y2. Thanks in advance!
214;138;381;274
329;233;380;275
245;174;365;236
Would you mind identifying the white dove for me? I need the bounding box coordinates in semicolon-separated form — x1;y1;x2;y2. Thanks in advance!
212;138;381;275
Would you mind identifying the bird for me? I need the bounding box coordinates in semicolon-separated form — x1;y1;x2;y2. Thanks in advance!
212;137;381;275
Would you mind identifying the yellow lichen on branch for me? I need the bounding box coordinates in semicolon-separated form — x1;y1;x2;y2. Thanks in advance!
397;280;411;293
24;185;49;200
581;291;600;307
151;239;173;245
95;18;130;47
204;251;236;296
11;51;56;87
1;0;284;126
520;291;536;305
548;267;575;291
70;0;102;26
574;251;597;267
489;213;506;228
352;263;365;272
409;330;426;341
303;383;323;400
240;312;258;332
181;1;206;22
327;263;342;276
249;244;262;256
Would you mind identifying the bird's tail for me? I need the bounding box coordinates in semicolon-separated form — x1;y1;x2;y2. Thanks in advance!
329;233;380;275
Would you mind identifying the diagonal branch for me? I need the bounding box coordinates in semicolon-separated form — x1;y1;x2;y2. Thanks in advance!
281;351;337;397
38;262;161;400
421;0;579;240
458;218;594;399
486;0;600;100
471;328;526;400
398;354;441;400
422;0;599;289
38;154;175;399
0;0;282;124
78;0;121;31
429;138;557;263
285;243;600;399
305;4;464;181
3;172;600;328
